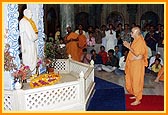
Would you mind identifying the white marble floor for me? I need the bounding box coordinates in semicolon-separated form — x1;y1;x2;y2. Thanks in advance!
94;70;164;96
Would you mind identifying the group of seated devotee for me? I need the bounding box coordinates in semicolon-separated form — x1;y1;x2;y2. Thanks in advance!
45;23;164;83
146;51;164;82
80;45;129;75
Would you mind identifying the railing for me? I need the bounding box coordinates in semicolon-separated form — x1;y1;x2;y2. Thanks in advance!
4;57;95;111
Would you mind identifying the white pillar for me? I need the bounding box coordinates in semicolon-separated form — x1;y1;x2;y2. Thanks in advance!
79;71;86;109
90;60;94;67
13;90;25;110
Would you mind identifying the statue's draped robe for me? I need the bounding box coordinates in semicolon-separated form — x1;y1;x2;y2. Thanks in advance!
19;17;38;72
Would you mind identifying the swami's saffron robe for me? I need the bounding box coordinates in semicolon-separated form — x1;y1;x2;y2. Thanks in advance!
78;34;87;59
125;35;148;101
65;32;79;61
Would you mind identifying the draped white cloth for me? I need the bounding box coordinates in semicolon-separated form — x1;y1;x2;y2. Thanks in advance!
19;9;38;72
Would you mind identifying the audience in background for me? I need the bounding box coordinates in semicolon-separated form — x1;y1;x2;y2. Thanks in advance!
94;26;103;53
102;49;119;72
86;31;95;53
75;24;86;36
145;25;160;56
114;45;122;60
78;29;87;60
85;25;94;39
105;24;117;51
116;23;124;53
114;49;128;76
98;45;108;65
90;49;103;71
151;58;162;76
148;52;163;70
52;22;164;81
80;48;91;64
154;66;164;82
101;25;107;48
55;26;61;42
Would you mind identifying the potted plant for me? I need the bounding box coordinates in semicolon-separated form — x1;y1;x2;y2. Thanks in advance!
44;40;57;73
44;58;55;73
44;38;68;72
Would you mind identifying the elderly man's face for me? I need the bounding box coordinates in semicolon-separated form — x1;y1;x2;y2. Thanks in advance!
131;28;136;38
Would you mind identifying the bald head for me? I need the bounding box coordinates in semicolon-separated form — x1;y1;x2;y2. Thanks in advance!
131;26;141;38
133;27;141;34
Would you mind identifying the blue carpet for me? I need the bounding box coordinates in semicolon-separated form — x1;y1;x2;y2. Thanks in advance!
87;77;126;111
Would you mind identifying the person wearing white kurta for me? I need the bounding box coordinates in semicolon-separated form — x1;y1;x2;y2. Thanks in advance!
19;9;38;73
105;24;117;52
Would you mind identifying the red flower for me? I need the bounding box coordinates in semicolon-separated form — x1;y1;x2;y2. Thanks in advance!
37;59;42;67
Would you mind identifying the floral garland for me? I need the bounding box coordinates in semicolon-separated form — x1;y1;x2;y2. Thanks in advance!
23;16;38;34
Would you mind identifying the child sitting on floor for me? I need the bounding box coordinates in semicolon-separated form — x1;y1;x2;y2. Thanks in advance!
90;49;103;71
154;66;164;82
80;48;91;64
151;58;162;76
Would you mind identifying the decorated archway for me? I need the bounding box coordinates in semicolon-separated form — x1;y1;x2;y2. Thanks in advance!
75;12;89;31
106;11;124;28
140;11;159;29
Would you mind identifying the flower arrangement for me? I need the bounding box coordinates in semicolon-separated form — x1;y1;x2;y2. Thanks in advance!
12;64;32;83
35;58;44;75
37;59;42;67
4;29;32;89
4;43;17;71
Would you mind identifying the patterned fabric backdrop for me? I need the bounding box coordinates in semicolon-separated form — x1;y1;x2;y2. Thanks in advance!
6;4;21;69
